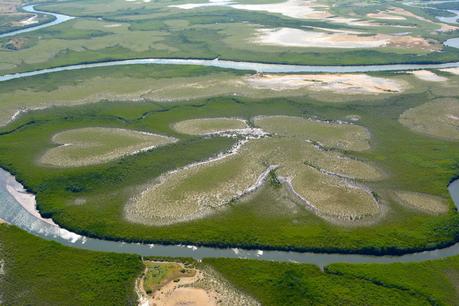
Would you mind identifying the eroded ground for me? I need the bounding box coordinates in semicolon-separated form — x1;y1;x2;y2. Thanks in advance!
0;69;414;127
136;260;257;306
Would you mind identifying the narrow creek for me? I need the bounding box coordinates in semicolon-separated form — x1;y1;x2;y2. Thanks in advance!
2;4;459;267
1;168;459;268
0;5;74;39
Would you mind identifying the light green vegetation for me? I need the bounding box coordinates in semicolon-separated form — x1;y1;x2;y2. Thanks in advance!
0;224;142;305
125;136;268;225
289;166;380;221
173;117;248;135
205;257;459;305
0;0;458;74
399;98;459;141
142;261;195;294
254;115;371;151
0;0;53;34
40;127;176;167
0;65;250;126
126;115;384;225
0;64;420;127
393;191;449;215
1;90;459;253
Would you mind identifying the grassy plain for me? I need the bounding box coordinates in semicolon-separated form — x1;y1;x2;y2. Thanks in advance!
393;191;449;215
399;98;459;141
0;64;421;127
0;88;459;254
0;0;458;74
173;117;248;135
40;127;176;167
0;0;53;34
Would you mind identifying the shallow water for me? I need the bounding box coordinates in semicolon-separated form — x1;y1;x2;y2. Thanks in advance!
1;4;459;266
4;58;459;83
1;168;459;267
445;38;459;49
437;10;459;24
0;5;74;39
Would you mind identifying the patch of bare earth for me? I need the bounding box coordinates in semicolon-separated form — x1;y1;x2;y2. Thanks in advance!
254;27;437;50
137;261;258;306
409;70;448;82
244;73;406;94
0;0;38;28
441;67;459;75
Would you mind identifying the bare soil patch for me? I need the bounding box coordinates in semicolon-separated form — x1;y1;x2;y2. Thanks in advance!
409;70;448;82
244;73;406;94
254;27;436;50
137;261;257;306
440;67;459;75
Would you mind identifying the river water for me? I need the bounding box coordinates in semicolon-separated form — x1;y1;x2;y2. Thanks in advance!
3;58;459;83
0;5;458;82
0;5;74;39
1;4;459;267
1;168;459;267
437;10;459;24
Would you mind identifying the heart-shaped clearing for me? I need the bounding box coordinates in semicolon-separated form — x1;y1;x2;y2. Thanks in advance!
40;127;176;167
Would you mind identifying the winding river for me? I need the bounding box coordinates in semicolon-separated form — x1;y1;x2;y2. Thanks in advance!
1;168;459;268
3;58;459;82
0;5;74;39
2;4;459;267
0;6;457;81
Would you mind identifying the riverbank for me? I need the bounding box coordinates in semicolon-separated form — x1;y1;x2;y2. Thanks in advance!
2;166;459;266
3;57;459;84
1;92;459;260
0;5;74;39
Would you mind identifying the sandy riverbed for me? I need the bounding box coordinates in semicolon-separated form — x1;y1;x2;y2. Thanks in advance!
5;174;57;226
244;73;406;94
137;261;257;306
254;27;434;50
171;0;379;27
409;70;448;82
441;67;459;75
